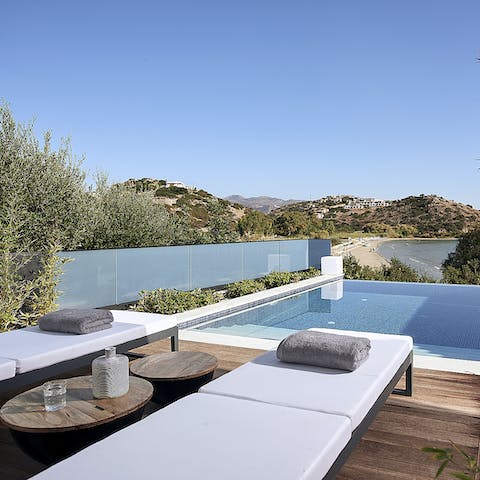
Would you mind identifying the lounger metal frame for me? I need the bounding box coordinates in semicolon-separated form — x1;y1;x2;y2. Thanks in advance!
323;350;413;479
0;325;178;396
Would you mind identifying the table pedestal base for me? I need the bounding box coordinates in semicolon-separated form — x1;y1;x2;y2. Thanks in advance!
152;372;214;406
10;407;145;465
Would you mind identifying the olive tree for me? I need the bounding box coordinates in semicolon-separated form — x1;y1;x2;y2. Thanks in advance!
84;173;204;249
0;104;86;329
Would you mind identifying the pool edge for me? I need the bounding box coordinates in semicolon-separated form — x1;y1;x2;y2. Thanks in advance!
179;329;480;376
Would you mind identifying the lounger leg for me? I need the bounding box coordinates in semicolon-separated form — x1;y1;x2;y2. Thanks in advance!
171;333;179;352
392;363;413;396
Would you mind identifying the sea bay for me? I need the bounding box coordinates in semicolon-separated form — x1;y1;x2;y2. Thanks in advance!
377;239;458;281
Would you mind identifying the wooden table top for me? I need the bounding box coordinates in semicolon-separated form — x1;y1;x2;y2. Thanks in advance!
130;351;218;382
0;376;153;433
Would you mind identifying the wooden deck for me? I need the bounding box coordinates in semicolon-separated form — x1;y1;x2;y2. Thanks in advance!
1;339;479;479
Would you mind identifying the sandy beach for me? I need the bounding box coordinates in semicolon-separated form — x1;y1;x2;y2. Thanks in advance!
332;238;390;268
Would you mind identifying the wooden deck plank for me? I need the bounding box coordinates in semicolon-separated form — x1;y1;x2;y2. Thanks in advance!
1;338;479;480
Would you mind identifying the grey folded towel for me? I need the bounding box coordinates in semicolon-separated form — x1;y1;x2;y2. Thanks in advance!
38;309;114;335
276;330;371;371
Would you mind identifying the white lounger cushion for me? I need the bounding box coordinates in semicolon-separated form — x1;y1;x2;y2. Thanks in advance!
0;358;16;381
109;310;177;336
32;393;351;480
200;329;412;430
0;311;177;374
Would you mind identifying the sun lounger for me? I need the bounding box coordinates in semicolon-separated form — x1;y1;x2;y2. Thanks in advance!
31;393;352;480
198;328;412;478
200;329;413;429
0;358;16;381
31;329;412;480
0;310;178;394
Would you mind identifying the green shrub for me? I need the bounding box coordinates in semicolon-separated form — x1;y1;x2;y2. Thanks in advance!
382;258;431;282
204;199;240;244
224;279;266;298
237;210;273;237
297;267;321;280
263;271;296;288
343;254;436;283
155;186;188;197
343;254;364;279
273;212;310;236
442;229;480;285
133;288;221;314
223;268;321;299
442;260;480;285
132;267;322;315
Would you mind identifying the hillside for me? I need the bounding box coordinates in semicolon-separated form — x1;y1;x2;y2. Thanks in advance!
337;195;480;237
225;195;303;213
273;195;355;216
272;195;480;237
119;178;247;228
115;183;480;239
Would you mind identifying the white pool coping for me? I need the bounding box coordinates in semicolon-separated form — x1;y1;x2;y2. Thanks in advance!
175;274;343;329
180;330;480;375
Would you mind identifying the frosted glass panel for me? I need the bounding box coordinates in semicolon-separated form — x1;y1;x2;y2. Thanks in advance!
308;239;331;269
190;243;243;289
279;240;308;272
116;246;189;304
243;241;280;278
57;240;331;308
58;250;116;308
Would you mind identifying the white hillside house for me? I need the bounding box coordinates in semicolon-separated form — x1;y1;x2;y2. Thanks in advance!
345;198;390;209
166;181;192;190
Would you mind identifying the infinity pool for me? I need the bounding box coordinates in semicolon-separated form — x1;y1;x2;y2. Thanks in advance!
192;280;480;361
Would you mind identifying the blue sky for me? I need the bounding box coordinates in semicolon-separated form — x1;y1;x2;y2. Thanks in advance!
2;1;479;206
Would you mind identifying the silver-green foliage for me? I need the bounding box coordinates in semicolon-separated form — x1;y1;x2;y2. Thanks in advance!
262;271;298;288
225;269;321;299
0;104;77;330
83;173;204;249
224;279;266;298
132;268;321;313
0;104;90;251
133;288;222;314
204;198;240;244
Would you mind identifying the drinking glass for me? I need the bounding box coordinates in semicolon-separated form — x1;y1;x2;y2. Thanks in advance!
43;380;67;411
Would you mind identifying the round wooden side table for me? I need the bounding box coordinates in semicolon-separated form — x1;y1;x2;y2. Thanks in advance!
130;351;218;406
0;375;153;465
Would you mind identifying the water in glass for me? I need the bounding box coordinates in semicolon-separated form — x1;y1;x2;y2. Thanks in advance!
43;380;67;411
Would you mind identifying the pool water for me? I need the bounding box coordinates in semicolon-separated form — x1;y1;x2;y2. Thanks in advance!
192;280;480;361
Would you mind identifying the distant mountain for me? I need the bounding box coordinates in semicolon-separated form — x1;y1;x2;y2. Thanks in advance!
225;195;304;213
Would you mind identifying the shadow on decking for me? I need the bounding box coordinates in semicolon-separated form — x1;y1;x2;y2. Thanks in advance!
1;338;479;480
